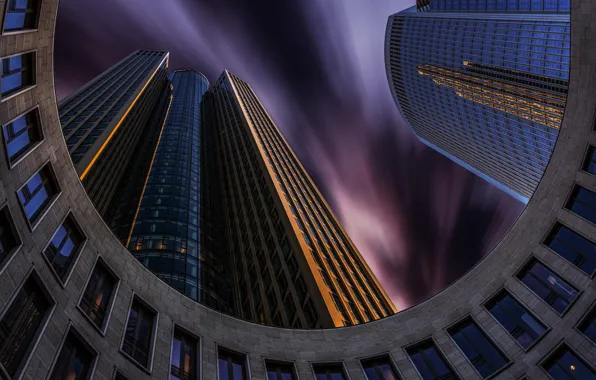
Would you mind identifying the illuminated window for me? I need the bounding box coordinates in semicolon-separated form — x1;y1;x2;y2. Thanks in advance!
49;329;96;380
170;328;198;380
78;259;117;330
542;344;596;379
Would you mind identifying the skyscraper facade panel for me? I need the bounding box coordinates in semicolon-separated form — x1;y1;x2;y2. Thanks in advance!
427;0;570;12
386;10;570;200
125;70;233;313
205;71;396;328
58;50;170;216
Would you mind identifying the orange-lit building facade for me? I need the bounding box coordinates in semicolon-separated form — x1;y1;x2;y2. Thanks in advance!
204;71;396;328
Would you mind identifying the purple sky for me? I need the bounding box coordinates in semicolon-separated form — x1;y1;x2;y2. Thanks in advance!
55;0;524;310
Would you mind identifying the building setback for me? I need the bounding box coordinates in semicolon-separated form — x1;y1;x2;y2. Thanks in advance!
58;50;170;217
385;5;570;201
204;71;396;328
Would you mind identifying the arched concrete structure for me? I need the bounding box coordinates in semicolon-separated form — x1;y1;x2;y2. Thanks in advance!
0;0;595;379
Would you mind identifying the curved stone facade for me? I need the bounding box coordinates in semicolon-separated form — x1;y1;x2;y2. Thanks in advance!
0;0;595;379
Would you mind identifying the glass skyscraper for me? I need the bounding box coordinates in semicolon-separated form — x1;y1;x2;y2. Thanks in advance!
204;71;396;328
58;50;170;216
124;70;233;313
385;4;570;201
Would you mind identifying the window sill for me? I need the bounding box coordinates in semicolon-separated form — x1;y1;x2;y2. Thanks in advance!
118;349;152;376
26;192;62;232
1;28;38;36
75;305;108;337
6;140;44;170
1;84;37;103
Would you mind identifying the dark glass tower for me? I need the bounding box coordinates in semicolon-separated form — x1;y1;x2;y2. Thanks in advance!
385;6;570;201
124;70;233;313
204;71;396;328
58;50;170;216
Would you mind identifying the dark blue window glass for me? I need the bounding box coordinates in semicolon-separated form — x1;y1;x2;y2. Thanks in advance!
448;318;509;378
218;348;246;380
49;330;95;380
2;108;41;164
485;291;547;349
579;306;596;344
18;165;59;224
313;363;346;380
517;259;578;314
170;329;198;380
266;361;296;380
566;186;596;225
43;214;85;281
407;340;458;380
542;345;596;379
362;356;400;380
79;260;117;329
582;146;596;174
122;298;155;369
3;0;39;32
545;224;596;275
1;52;34;97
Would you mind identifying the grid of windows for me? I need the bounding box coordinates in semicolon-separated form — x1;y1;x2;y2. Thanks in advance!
0;206;20;270
447;318;509;378
79;259;117;330
565;185;596;225
121;297;156;369
3;0;40;32
218;348;247;380
517;259;578;314
542;344;596;379
361;356;401;380
170;328;198;380
43;214;85;282
0;272;53;378
206;71;394;328
17;164;59;225
49;330;95;380
266;360;296;380
429;0;570;12
485;290;547;349
406;340;458;380
313;363;347;380
2;107;41;165
387;11;570;200
544;223;596;276
1;52;34;98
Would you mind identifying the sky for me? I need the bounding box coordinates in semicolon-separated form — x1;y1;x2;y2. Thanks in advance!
54;0;525;310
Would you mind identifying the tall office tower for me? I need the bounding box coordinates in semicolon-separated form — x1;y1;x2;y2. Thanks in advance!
58;50;170;217
385;5;570;201
204;71;396;328
123;70;234;313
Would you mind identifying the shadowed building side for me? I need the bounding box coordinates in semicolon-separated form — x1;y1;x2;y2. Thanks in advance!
205;71;396;328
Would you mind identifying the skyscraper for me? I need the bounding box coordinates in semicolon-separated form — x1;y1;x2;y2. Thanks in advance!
385;5;570;201
204;71;396;328
58;50;170;216
122;70;234;313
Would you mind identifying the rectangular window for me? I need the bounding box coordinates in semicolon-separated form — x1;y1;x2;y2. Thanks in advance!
578;305;596;344
313;363;347;380
361;355;401;380
544;223;596;276
447;318;509;378
266;360;296;380
121;296;156;369
3;0;40;32
78;258;117;330
0;272;53;377
218;347;247;380
565;185;596;225
44;213;86;283
49;329;96;380
582;146;596;175
17;163;60;226
2;107;42;165
0;205;20;270
1;52;35;98
485;290;547;350
517;259;579;314
542;344;596;379
170;328;198;380
406;340;458;380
